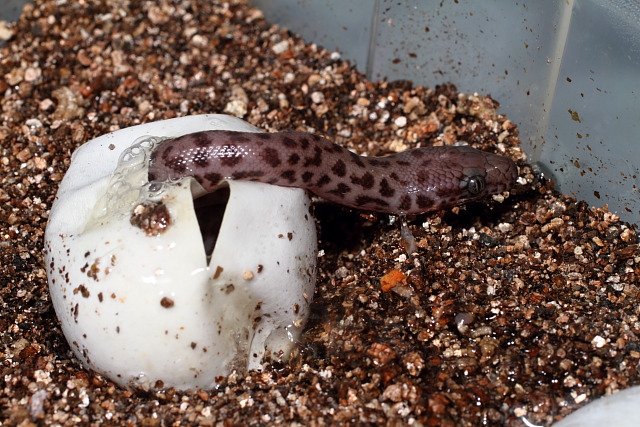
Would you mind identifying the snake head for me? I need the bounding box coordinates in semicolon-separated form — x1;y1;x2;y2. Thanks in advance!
459;146;518;198
397;145;518;214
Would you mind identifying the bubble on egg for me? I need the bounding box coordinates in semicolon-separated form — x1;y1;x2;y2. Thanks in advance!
44;114;318;390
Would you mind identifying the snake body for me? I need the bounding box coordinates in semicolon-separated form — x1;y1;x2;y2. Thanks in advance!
148;130;517;215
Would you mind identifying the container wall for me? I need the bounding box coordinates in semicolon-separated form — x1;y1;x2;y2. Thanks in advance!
253;0;640;224
543;0;640;220
0;0;28;21
250;0;376;69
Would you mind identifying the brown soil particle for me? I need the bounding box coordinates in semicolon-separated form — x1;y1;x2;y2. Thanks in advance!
1;0;638;425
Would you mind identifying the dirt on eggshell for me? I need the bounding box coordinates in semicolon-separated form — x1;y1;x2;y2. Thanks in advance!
1;0;639;425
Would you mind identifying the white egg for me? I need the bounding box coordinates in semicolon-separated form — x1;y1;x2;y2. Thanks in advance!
44;114;318;390
551;385;640;427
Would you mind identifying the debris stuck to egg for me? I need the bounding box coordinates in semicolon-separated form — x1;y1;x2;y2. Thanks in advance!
44;114;318;390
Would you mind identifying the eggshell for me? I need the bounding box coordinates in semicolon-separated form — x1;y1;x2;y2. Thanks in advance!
44;114;318;390
552;386;640;427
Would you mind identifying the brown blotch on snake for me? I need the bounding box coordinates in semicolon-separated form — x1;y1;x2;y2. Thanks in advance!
148;130;518;216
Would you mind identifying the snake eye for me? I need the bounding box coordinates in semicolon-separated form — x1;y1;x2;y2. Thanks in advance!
466;175;486;195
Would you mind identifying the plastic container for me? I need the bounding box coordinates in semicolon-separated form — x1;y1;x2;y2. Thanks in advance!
3;0;639;423
253;0;640;225
0;0;26;21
